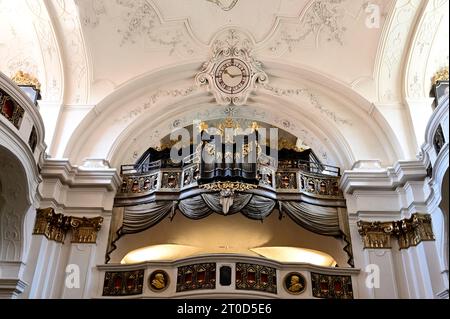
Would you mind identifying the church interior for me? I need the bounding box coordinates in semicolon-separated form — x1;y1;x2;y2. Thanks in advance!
0;0;448;299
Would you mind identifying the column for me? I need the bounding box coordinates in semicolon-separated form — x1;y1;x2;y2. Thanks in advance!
21;208;104;299
352;218;399;299
59;215;104;299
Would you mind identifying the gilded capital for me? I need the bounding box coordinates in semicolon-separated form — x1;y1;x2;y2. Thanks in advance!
33;208;103;244
357;221;394;249
70;216;103;244
33;207;54;235
393;214;435;250
33;208;71;243
358;213;435;250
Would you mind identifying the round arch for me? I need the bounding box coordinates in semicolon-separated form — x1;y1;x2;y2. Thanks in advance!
0;145;33;262
403;0;449;100
64;62;403;168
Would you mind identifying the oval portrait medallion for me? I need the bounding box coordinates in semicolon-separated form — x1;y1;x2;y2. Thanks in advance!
149;270;170;292
284;272;307;295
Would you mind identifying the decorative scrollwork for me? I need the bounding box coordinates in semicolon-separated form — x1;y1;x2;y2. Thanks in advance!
199;181;257;192
276;172;297;190
161;172;181;189
206;0;239;12
183;165;200;187
176;263;216;292
195;29;268;106
103;270;144;296
235;263;277;294
357;221;394;249
117;166;342;200
311;273;353;299
33;208;71;243
299;173;342;198
120;173;159;194
70;216;104;244
392;214;435;250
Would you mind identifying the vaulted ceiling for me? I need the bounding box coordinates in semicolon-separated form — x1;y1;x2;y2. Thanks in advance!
0;0;448;168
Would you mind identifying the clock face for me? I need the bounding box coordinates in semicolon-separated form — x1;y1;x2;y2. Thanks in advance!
214;58;250;94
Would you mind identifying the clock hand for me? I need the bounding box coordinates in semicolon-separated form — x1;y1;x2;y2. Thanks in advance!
224;69;241;78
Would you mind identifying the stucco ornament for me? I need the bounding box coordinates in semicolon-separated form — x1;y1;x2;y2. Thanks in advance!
195;29;268;106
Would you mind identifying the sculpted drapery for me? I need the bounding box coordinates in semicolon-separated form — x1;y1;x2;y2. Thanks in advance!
106;193;352;266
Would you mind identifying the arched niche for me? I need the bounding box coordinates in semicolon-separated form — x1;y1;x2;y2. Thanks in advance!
0;145;32;263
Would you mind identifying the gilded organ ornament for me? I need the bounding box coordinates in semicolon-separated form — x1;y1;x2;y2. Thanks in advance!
195;29;268;106
432;66;449;85
11;70;41;90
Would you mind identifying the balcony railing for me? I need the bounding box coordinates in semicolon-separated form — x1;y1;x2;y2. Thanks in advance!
423;93;449;174
0;71;45;161
121;154;340;177
97;255;359;299
117;161;343;201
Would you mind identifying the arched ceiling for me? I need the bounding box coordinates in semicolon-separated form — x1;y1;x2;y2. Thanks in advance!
75;0;391;103
0;0;448;168
404;0;449;99
0;0;63;102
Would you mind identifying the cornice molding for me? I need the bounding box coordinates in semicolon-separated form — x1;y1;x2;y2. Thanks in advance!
40;158;121;192
340;160;427;194
0;279;28;298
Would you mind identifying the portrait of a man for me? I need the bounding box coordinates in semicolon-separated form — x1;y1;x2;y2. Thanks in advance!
149;270;169;292
284;273;306;295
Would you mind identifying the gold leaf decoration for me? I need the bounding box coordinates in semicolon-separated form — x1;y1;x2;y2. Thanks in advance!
11;70;41;90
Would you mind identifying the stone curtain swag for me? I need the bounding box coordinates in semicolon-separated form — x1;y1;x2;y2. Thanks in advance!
107;194;353;266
